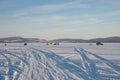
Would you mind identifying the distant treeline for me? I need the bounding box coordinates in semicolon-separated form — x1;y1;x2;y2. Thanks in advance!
0;36;120;43
50;37;120;43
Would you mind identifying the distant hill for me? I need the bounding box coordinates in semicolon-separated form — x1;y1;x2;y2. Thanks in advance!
0;36;120;43
88;37;120;43
50;36;120;43
50;39;87;43
0;37;47;43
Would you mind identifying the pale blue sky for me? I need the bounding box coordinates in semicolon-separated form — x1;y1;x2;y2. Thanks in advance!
0;0;120;40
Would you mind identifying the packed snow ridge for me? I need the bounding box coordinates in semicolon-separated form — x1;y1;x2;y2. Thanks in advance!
0;44;120;80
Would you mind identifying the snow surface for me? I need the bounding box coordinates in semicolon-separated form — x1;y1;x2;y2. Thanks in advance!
0;43;120;80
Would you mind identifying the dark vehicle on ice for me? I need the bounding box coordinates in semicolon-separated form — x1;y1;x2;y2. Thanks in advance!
96;42;103;46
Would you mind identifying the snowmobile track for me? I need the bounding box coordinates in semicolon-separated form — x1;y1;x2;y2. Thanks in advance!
0;46;120;80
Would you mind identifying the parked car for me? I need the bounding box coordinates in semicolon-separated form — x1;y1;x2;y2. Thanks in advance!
96;42;103;46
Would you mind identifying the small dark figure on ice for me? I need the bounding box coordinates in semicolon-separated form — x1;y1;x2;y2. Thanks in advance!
24;43;27;46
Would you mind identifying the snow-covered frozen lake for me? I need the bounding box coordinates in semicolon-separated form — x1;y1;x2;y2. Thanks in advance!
0;43;120;80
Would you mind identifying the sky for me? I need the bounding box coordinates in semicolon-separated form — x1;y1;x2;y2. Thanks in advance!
0;0;120;40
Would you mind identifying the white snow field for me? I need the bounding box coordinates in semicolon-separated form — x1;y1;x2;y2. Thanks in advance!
0;43;120;80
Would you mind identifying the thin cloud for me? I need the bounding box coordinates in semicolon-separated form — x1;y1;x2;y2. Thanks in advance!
107;10;120;16
8;1;89;18
0;14;103;30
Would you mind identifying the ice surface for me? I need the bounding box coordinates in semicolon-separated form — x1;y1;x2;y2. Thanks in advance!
0;43;120;80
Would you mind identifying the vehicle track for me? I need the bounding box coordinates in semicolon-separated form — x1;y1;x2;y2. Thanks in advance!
75;48;120;80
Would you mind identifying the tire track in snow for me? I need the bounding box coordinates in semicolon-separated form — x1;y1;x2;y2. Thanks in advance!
1;46;120;80
75;48;120;80
87;50;120;79
0;52;12;80
88;51;120;73
75;48;101;80
0;48;29;80
30;47;96;80
29;49;55;80
29;48;78;80
0;50;23;80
